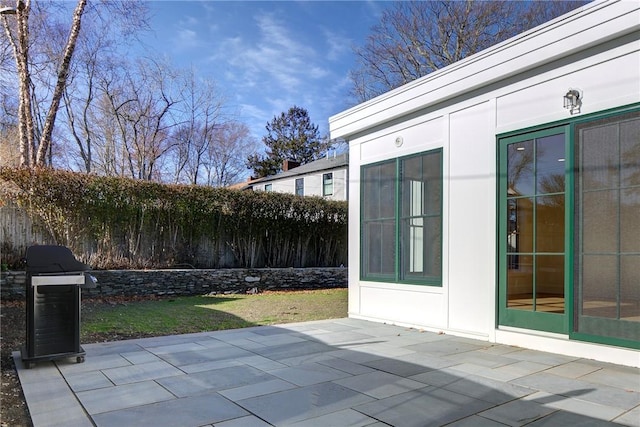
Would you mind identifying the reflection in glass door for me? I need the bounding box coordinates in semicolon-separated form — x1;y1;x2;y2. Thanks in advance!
499;127;568;334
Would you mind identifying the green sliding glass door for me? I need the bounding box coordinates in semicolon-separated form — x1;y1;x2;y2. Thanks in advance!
573;111;640;348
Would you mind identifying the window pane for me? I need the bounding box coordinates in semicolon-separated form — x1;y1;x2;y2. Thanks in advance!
582;255;618;318
536;195;564;253
620;118;640;187
363;167;379;219
583;190;618;253
401;157;423;217
621;188;640;253
424;216;442;277
363;162;395;220
536;255;564;313
295;178;304;196
580;124;619;191
402;216;441;277
507;197;533;254
363;220;395;276
402;156;422;181
621;255;640;321
536;134;565;194
508;140;534;196
323;173;333;196
400;151;442;282
508;255;533;309
423;152;442;215
407;217;423;273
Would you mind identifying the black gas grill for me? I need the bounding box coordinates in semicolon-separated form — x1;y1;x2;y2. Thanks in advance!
21;245;96;368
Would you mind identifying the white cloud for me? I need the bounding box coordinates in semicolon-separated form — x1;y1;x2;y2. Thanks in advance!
216;12;331;97
196;3;360;141
176;29;200;48
237;103;270;140
323;28;351;61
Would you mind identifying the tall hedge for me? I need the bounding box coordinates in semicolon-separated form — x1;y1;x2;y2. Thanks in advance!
0;168;348;269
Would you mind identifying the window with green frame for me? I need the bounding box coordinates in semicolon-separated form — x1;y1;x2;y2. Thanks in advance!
361;149;442;285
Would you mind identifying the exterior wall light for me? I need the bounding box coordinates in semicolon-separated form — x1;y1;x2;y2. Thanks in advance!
563;88;582;114
0;7;17;15
395;136;403;147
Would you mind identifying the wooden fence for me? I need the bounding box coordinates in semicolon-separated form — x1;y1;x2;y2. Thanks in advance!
0;205;55;266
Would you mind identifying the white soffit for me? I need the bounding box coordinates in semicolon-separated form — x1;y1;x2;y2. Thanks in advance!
329;0;640;140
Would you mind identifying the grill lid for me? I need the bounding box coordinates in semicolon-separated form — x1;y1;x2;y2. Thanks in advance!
25;245;90;274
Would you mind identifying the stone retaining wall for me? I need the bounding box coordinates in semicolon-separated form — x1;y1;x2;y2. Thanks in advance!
0;268;347;300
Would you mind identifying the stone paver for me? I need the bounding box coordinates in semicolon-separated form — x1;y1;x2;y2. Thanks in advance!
12;318;640;427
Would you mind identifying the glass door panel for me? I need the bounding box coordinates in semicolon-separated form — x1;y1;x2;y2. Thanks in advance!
535;255;564;314
500;127;568;333
574;112;640;345
536;195;564;252
621;255;640;320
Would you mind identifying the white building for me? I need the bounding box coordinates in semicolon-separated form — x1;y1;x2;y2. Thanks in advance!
243;153;349;201
329;0;639;367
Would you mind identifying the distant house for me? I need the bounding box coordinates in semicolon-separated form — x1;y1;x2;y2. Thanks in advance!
237;153;349;201
330;0;639;367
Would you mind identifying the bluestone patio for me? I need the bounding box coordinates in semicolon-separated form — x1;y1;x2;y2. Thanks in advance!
14;318;640;426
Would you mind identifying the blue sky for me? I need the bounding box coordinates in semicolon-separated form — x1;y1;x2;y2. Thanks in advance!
140;1;389;142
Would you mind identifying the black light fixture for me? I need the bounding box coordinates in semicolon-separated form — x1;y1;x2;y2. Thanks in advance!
563;88;582;114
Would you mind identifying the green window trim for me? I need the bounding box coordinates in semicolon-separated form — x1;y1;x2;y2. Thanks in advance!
360;148;443;286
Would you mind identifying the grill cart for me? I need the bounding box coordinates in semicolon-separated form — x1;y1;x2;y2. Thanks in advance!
21;245;96;368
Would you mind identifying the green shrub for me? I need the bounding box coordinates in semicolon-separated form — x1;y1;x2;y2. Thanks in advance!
0;168;347;269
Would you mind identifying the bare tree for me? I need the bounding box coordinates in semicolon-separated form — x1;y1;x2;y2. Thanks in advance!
90;85;124;176
61;29;102;172
170;69;225;185
1;0;149;168
34;0;86;166
60;2;149;173
2;0;34;166
98;58;178;181
205;121;257;186
0;119;19;167
1;0;87;167
351;0;587;102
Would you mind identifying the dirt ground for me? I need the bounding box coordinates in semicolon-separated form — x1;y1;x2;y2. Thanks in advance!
1;300;32;427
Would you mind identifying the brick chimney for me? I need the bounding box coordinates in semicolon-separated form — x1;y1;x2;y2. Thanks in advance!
282;160;300;171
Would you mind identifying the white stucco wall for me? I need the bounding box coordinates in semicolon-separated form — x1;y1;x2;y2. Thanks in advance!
332;0;640;366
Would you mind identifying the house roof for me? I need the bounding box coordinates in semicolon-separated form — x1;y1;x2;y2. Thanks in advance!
231;152;349;190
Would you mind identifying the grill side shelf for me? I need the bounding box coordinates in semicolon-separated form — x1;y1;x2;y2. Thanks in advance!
31;275;84;286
